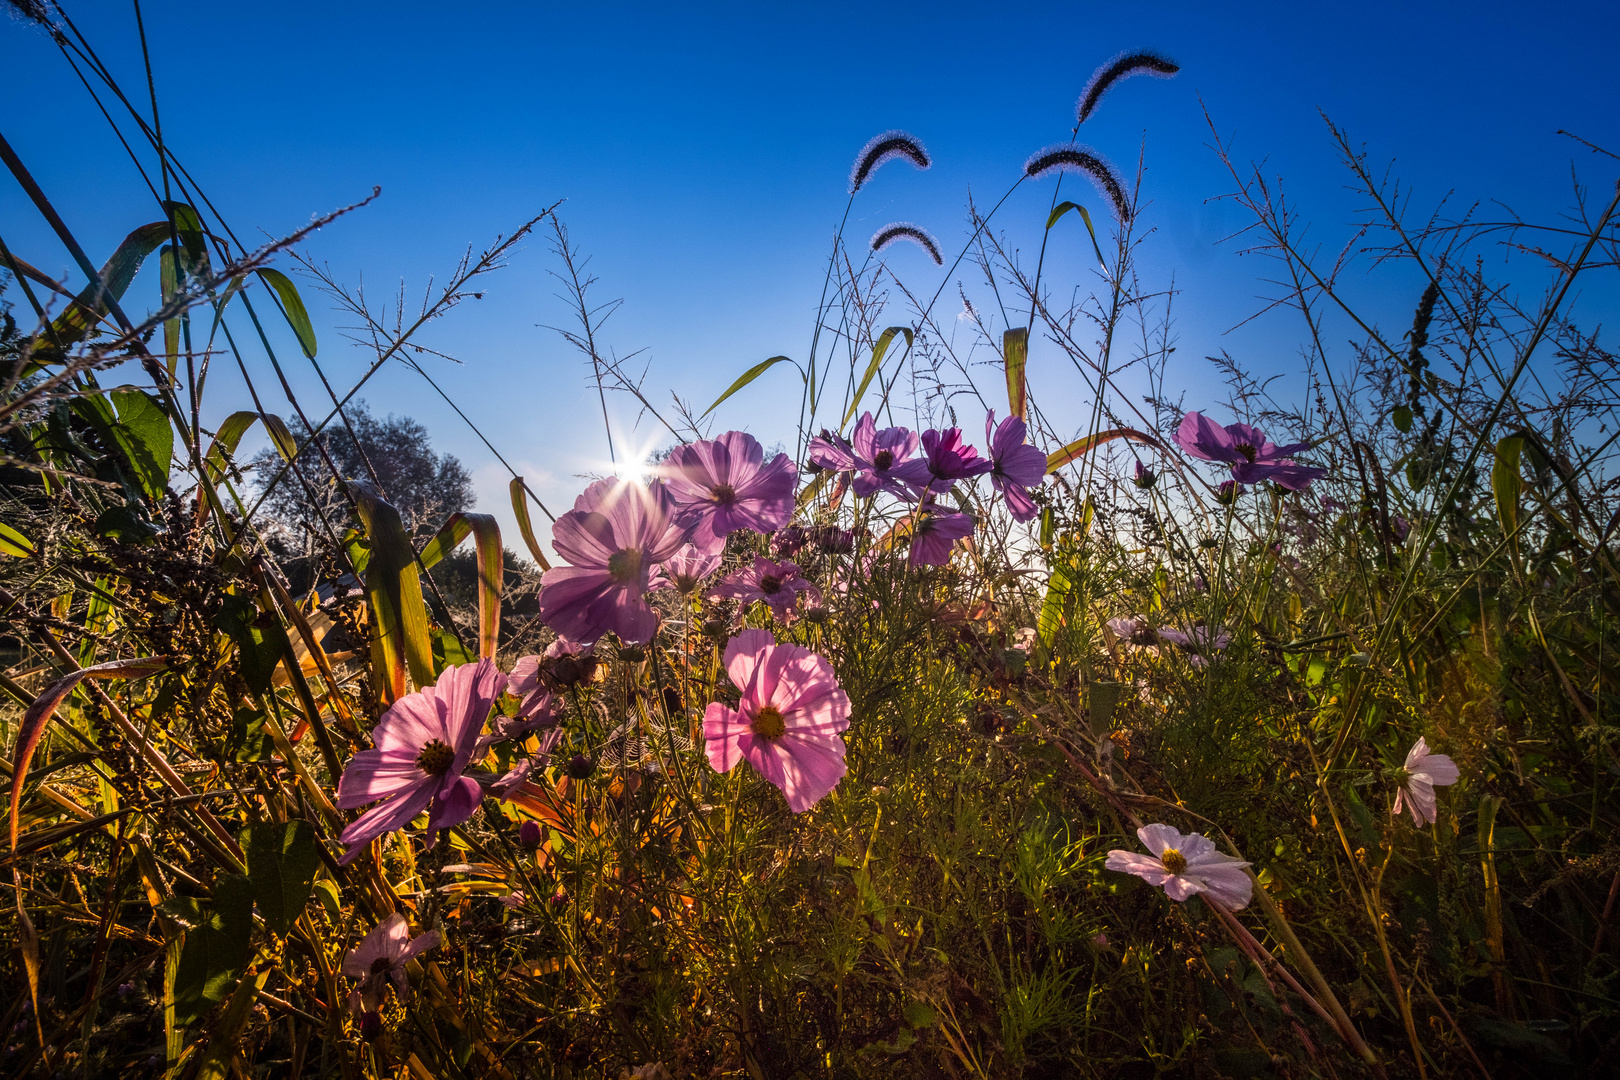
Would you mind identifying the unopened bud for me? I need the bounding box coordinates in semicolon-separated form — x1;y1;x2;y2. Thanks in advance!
565;754;595;780
518;820;543;849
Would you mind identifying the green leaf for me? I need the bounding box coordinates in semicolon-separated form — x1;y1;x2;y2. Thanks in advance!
242;821;319;937
0;521;34;558
419;512;504;659
1392;404;1413;433
842;326;913;429
348;480;435;698
1045;427;1161;474
509;478;552;571
1493;435;1523;548
211;593;291;695
44;221;171;353
161;246;182;374
311;879;341;920
702;355;798;417
1046;200;1107;270
1003;327;1028;421
109;390;174;500
171;874;254;1028
1038;554;1077;649
256;268;318;359
225;707;275;763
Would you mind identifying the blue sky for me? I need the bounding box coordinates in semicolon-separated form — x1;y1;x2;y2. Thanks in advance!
4;1;1617;545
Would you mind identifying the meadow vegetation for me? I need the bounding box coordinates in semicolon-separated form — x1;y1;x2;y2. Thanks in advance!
2;12;1619;1079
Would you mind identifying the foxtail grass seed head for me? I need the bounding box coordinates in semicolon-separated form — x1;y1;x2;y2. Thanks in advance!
1075;49;1179;126
1022;144;1131;222
848;130;931;194
870;223;944;265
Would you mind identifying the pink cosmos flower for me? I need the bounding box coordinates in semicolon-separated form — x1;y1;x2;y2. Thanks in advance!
985;411;1047;521
710;555;822;621
1157;624;1230;666
1392;736;1459;826
649;543;722;594
910;426;993;494
336;660;504;865
909;508;975;566
703;628;851;812
1105;824;1253;909
809;413;925;499
660;431;797;553
1175;411;1325;491
342;912;441;1017
538;478;690;645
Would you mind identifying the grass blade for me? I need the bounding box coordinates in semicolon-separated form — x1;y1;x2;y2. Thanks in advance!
702;355;798;417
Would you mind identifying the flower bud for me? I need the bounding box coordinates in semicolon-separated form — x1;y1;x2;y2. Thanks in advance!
1132;461;1156;489
617;643;646;663
359;1011;384;1040
804;606;830;625
565;754;596;780
1216;480;1241;505
518;820;543;849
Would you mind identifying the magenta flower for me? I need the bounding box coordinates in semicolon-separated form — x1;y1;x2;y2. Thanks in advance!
911;426;993;494
649;543;722;595
538;478;690;645
809;413;925;499
1105;824;1253;909
342;912;441;1017
703;629;851;812
985;411;1047;521
909;508;975;567
336;660;504;865
505;657;558;721
1175;411;1325;491
1392;736;1459;826
660;431;797;553
710;555;822;621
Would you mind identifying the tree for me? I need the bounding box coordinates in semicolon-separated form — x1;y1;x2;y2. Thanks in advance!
249;400;474;555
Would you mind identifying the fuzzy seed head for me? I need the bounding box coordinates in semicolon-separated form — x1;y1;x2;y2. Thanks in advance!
1076;49;1180;127
1022;144;1132;222
870;222;944;265
849;130;931;194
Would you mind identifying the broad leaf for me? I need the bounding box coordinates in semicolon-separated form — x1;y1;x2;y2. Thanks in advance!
109;390;174;500
170;874;254;1028
0;522;34;558
348;481;435;698
242;821;319;937
420;511;504;659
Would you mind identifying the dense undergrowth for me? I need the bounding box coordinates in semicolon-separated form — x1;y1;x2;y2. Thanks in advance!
3;10;1620;1079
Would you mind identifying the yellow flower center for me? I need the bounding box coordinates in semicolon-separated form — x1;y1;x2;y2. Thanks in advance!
752;705;787;740
607;548;643;585
416;739;455;776
1160;848;1188;874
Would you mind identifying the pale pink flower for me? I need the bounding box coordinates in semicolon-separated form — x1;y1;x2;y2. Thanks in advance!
336;660;504;865
710;556;822;621
538;478;690;645
649;543;722;594
1105;824;1253;908
342;912;440;1016
703;629;851;812
1392;736;1459;826
660;431;797;553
